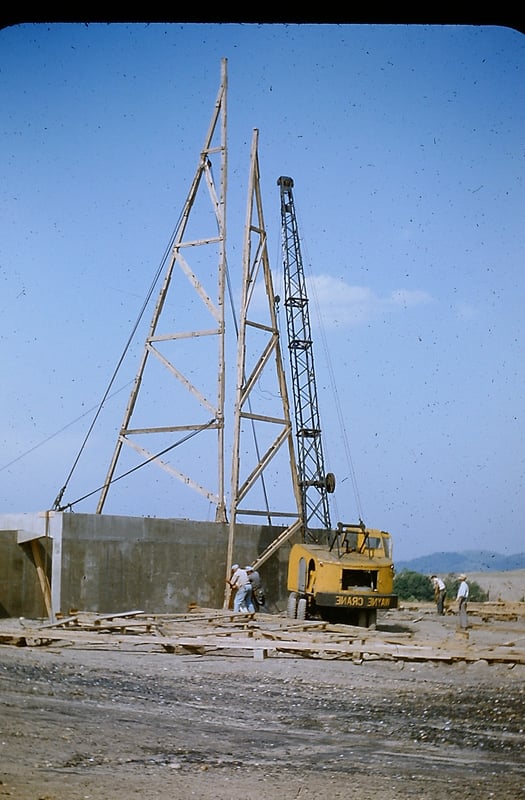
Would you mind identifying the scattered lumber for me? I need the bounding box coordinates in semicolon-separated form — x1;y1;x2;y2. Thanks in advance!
0;604;524;665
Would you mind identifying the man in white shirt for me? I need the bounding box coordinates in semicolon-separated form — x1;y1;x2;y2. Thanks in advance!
456;574;469;629
228;564;253;613
430;575;446;616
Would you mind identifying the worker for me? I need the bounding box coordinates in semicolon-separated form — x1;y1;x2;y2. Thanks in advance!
430;575;446;615
246;565;268;613
228;564;253;613
456;574;469;629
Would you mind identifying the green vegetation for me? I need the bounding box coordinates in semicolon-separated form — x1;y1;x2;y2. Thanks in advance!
393;569;489;602
393;570;434;602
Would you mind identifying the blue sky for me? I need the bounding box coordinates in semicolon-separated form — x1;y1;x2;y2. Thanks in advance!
1;23;524;561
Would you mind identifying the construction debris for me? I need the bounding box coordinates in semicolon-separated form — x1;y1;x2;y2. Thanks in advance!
1;602;524;666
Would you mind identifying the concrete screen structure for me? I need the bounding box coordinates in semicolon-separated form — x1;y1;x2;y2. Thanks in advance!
0;512;292;620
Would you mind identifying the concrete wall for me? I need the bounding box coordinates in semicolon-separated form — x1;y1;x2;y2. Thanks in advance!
0;530;53;618
0;512;296;619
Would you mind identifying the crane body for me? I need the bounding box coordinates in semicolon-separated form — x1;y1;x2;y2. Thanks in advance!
278;176;397;627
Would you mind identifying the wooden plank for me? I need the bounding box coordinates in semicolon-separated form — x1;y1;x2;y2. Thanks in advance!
30;539;53;620
32;615;80;630
93;610;145;623
151;634;525;664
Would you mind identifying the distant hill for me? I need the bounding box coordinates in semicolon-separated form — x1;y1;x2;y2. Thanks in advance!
395;550;525;575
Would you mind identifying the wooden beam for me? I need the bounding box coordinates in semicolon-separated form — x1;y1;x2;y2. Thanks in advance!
30;539;53;621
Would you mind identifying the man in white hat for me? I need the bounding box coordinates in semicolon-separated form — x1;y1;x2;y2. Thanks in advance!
456;574;469;629
430;575;446;616
228;564;252;613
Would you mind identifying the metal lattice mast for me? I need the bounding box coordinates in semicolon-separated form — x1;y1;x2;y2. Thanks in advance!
277;176;335;543
96;58;228;521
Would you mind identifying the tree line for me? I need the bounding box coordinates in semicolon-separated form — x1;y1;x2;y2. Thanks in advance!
393;570;489;602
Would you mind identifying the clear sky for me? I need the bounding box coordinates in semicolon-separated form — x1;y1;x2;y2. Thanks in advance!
1;22;524;561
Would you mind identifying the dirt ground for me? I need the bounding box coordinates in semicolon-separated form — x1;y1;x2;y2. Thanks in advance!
1;588;525;800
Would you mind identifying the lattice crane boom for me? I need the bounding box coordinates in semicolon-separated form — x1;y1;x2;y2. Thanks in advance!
277;176;335;544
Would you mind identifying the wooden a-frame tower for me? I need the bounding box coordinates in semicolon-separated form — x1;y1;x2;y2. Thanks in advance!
96;62;304;583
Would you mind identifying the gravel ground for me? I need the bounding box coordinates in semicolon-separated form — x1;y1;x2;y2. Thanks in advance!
1;606;524;800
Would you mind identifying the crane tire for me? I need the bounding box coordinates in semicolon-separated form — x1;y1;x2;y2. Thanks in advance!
287;592;298;619
297;598;307;620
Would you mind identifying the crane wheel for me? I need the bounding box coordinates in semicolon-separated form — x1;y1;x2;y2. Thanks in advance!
287;592;298;619
296;598;307;620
